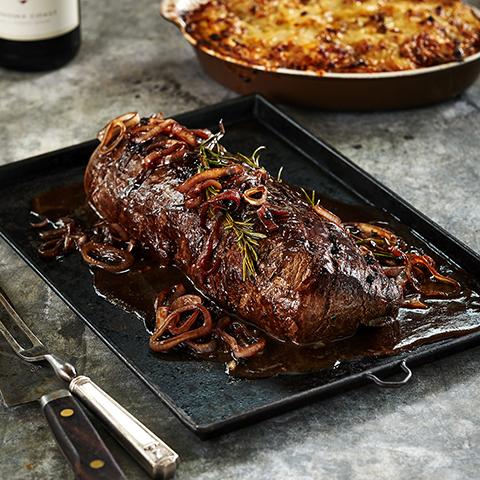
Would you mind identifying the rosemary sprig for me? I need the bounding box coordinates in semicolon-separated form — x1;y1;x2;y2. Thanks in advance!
201;120;225;149
198;121;230;171
373;252;395;259
276;166;284;182
198;143;229;170
199;122;266;172
223;213;266;280
205;184;219;200
196;126;267;280
237;146;265;169
301;188;318;207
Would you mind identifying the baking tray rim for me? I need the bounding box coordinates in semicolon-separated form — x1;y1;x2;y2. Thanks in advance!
1;94;479;437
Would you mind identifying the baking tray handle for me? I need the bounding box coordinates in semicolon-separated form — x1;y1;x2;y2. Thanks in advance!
365;360;412;388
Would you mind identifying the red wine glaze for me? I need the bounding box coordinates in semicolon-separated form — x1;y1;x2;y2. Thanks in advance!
31;183;480;378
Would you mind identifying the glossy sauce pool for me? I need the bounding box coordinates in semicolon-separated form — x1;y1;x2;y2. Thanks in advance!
31;183;480;378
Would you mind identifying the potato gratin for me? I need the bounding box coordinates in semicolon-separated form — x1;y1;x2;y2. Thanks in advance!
184;0;480;73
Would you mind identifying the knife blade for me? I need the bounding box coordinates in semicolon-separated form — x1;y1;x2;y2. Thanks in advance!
0;292;127;480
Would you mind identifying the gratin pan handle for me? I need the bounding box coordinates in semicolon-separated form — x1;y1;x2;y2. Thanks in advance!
69;375;178;479
365;360;413;388
160;0;184;29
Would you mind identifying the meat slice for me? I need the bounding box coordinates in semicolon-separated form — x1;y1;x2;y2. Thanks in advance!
85;114;402;344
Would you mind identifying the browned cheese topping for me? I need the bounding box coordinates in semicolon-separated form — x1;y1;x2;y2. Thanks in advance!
185;0;480;73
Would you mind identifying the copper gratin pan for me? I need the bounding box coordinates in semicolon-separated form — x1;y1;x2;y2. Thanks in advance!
160;0;480;110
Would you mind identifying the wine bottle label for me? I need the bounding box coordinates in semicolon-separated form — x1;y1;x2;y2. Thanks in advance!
0;0;79;41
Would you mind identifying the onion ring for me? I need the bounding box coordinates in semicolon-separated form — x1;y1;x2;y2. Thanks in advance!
30;217;49;228
149;305;213;352
217;317;266;359
80;242;134;272
243;185;267;206
98;120;126;154
142;142;184;169
257;204;278;232
178;165;244;193
407;253;460;294
37;238;64;258
97;112;140;142
312;204;342;225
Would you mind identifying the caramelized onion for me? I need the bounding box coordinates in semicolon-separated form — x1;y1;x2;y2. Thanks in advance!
189;179;223;198
37;239;64;258
167;306;201;335
407;254;460;296
35;217;82;259
197;214;223;271
352;221;460;300
348;222;398;244
178;165;244;193
80;242;134;272
145;139;169;153
149;305;213;352
153;285;187;337
109;223;129;242
154;306;171;338
119;112;140;128
38;226;69;240
217;318;266;359
154;283;185;338
97;112;140;142
243;186;267;206
401;295;428;309
257;204;278;232
266;204;289;217
142;142;184;169
201;189;242;214
191;129;211;140
184;195;203;209
184;179;223;209
312;204;342;225
132;118;205;147
133;119;176;143
30;217;49;228
98;120;126;154
171;122;197;147
346;222;406;260
110;112;140;129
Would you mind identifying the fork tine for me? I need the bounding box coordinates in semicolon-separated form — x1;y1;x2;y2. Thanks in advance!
0;285;46;354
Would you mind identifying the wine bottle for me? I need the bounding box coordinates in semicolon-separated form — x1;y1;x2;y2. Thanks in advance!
0;0;81;71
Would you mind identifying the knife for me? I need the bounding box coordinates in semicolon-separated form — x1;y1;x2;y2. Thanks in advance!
0;315;127;479
0;284;178;479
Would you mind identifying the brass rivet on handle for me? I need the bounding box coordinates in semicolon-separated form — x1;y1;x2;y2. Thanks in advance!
89;459;105;469
60;408;74;417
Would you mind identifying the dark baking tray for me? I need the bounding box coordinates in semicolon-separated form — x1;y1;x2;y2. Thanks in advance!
1;95;479;437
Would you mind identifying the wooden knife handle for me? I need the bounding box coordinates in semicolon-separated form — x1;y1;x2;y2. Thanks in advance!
69;375;178;479
40;390;127;480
